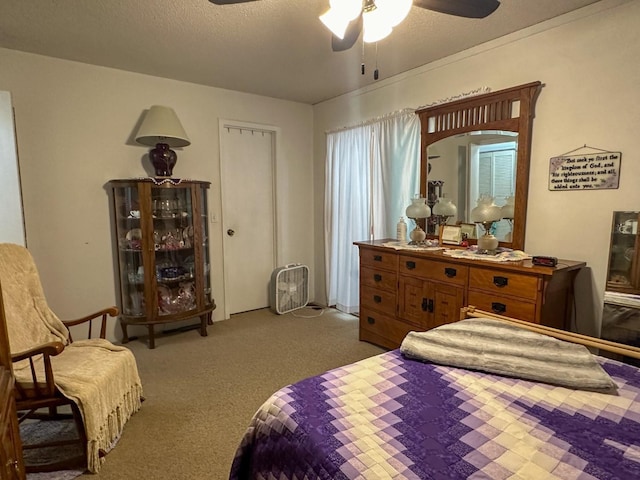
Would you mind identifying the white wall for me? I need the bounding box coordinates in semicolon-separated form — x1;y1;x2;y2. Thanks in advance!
0;47;314;342
313;0;640;335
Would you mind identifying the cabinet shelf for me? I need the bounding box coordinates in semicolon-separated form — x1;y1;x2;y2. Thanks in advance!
109;178;215;349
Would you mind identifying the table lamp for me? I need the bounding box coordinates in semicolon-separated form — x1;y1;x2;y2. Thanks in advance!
432;195;457;226
471;195;502;252
405;196;431;244
501;195;515;242
135;106;190;177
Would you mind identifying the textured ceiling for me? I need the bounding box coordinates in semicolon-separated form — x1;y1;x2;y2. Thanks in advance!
0;0;602;104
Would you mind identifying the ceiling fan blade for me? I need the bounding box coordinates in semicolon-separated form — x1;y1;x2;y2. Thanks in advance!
331;15;363;52
208;0;261;5
414;0;500;19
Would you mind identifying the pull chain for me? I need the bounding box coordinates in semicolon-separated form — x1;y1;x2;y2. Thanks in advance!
361;36;365;75
374;42;379;80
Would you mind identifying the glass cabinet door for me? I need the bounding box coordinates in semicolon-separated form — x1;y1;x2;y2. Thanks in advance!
113;184;145;317
606;211;640;294
112;180;214;321
198;186;212;305
152;185;198;316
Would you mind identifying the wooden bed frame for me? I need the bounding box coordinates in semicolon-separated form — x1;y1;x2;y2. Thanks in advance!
461;306;640;360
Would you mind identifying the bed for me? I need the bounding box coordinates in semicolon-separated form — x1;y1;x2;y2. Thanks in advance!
229;309;640;479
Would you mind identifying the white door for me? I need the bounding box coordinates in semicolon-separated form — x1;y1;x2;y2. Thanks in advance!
219;122;277;316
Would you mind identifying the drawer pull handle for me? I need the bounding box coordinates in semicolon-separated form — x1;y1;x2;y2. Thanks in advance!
373;295;382;303
422;298;434;312
406;261;416;270
493;276;509;287
444;267;457;278
373;274;382;282
367;316;375;325
373;255;382;262
491;302;507;314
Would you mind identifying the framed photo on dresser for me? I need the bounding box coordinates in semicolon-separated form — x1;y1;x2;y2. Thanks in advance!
439;225;463;245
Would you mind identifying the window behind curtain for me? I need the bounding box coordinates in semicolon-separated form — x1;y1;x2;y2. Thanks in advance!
324;111;420;313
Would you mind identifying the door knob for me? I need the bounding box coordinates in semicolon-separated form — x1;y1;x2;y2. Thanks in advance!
227;229;235;236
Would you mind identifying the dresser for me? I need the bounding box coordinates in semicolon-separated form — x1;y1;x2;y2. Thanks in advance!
356;240;585;350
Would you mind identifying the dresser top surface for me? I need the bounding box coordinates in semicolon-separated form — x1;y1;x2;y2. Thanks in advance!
355;239;586;275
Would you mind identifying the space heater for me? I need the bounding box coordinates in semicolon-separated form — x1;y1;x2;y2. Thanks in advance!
270;263;309;314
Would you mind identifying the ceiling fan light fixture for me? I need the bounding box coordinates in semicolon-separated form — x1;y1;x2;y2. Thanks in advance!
319;9;350;38
320;0;362;39
375;0;412;27
362;8;392;43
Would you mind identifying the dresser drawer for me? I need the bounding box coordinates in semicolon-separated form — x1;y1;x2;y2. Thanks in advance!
399;255;468;286
360;248;398;271
469;268;539;301
360;266;397;292
361;285;397;316
360;308;416;349
467;291;537;322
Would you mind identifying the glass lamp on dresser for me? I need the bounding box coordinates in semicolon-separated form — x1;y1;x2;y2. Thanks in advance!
109;179;215;348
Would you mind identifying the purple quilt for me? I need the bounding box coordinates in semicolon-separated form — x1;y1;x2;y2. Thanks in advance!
229;350;640;479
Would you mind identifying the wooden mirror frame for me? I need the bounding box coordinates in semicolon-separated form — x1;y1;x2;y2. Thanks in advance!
416;81;542;250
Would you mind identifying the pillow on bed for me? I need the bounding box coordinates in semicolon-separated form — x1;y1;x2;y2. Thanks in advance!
400;318;618;393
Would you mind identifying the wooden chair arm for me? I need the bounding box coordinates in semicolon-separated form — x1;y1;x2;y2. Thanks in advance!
62;306;119;341
11;341;65;363
11;341;65;399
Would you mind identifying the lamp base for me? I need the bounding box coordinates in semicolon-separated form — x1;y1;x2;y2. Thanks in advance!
149;143;177;177
409;226;426;244
477;234;499;253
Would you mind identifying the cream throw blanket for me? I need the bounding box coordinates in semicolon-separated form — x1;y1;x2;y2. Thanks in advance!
0;243;143;473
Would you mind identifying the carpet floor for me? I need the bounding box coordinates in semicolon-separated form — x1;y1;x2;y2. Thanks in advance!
21;307;383;479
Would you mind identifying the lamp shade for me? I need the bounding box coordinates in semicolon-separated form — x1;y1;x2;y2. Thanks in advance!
135;106;190;148
470;195;501;223
432;197;457;217
501;195;515;219
405;196;431;219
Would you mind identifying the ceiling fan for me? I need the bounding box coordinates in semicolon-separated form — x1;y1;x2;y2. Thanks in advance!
208;1;500;52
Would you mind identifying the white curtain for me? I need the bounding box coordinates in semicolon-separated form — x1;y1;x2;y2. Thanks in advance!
325;110;420;313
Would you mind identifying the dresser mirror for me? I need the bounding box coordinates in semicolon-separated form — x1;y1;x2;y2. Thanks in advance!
416;82;542;250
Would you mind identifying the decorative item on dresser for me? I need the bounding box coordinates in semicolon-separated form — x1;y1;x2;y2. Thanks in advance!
355;240;585;350
405;195;431;244
108;178;216;349
470;194;502;253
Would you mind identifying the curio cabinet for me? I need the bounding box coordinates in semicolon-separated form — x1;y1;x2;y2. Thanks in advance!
109;179;215;348
606;211;640;294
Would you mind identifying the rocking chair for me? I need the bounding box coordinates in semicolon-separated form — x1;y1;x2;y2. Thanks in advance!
0;243;143;473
